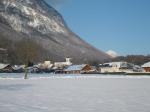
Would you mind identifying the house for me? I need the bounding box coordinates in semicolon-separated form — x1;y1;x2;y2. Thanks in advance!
0;64;14;73
99;62;134;73
133;65;143;72
65;64;93;74
27;66;41;73
142;62;150;72
38;61;53;69
12;65;25;73
54;58;72;68
35;61;54;73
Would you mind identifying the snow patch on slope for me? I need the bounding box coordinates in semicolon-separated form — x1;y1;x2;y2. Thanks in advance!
106;50;119;58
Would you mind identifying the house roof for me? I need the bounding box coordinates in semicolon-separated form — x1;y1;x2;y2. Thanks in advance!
0;48;7;51
65;64;87;71
101;62;127;68
142;62;150;67
12;65;25;70
0;64;9;69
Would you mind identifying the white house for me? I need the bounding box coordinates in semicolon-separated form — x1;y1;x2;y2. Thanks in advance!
54;58;72;68
99;62;133;73
38;61;53;69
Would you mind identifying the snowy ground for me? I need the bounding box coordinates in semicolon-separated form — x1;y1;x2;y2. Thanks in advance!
0;74;150;112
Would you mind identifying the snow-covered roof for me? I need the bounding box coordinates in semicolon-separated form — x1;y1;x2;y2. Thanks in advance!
142;62;150;67
12;65;25;70
0;48;7;51
0;64;9;69
65;64;87;71
102;62;127;68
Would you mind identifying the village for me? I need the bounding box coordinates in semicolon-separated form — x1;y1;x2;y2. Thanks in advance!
0;57;150;75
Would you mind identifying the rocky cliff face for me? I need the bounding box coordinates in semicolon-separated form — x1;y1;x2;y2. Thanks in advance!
0;0;110;64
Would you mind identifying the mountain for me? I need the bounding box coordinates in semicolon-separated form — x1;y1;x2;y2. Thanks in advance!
0;0;110;64
106;50;119;58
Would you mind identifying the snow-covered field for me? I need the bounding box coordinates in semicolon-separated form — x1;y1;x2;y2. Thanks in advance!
0;74;150;112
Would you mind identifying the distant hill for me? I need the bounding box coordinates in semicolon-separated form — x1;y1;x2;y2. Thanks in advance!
0;0;110;64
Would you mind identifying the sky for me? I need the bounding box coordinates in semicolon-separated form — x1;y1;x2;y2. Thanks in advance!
46;0;150;56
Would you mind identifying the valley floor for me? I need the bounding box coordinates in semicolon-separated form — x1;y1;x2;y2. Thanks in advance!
0;74;150;112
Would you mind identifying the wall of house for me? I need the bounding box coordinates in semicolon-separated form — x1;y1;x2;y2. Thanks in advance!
144;67;150;72
82;65;92;72
100;67;120;73
66;70;81;74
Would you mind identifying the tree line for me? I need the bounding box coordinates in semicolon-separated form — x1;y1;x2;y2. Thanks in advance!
110;55;150;65
0;35;51;65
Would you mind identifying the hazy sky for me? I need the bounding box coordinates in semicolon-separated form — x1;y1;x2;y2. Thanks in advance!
46;0;150;55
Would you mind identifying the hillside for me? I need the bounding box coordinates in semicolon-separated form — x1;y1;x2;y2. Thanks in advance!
0;0;110;64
